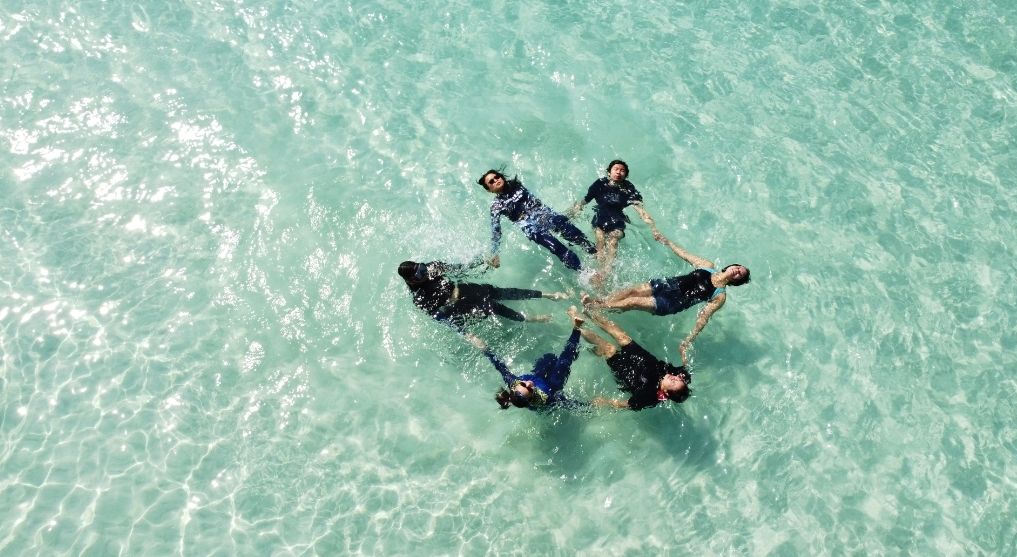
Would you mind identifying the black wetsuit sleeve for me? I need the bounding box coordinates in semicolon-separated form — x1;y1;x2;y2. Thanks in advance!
583;180;599;203
626;181;643;204
626;390;659;411
484;350;519;386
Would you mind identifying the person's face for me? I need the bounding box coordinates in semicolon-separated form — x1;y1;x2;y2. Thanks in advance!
608;163;628;183
723;265;748;283
513;380;535;400
482;172;505;193
661;373;687;397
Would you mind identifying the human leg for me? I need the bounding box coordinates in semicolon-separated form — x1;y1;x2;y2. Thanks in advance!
582;282;656;313
487;285;544;301
541;328;582;391
592;230;623;290
594;228;608;267
550;214;597;254
583;308;633;347
525;227;582;270
489;302;527;322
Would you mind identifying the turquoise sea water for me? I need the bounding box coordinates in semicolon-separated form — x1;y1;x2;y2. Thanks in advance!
2;0;1016;554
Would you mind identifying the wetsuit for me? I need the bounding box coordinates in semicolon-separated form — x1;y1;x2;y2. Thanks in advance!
490;179;596;271
484;329;586;411
649;268;725;316
406;261;544;330
583;177;643;233
606;340;687;410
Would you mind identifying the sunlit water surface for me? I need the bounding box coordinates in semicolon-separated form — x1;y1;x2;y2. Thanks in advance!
2;0;1016;554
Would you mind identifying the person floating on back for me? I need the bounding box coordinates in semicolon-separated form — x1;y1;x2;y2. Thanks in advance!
576;307;692;410
583;231;750;365
566;159;660;288
478;169;597;272
398;259;568;333
471;308;587;411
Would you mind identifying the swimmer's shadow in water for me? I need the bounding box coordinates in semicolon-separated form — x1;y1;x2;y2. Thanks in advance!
518;406;720;481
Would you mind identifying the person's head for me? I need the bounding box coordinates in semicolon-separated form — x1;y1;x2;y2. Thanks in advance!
495;379;537;409
720;264;751;286
477;170;507;194
397;260;431;285
661;368;692;404
606;159;629;182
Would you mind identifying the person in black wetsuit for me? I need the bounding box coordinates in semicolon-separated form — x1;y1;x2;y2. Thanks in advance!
478;169;597;272
473;308;588;411
398;259;568;331
566;160;660;287
583;232;750;366
575;308;692;410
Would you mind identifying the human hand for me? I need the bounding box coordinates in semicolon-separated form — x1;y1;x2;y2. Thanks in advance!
679;341;691;365
466;334;488;352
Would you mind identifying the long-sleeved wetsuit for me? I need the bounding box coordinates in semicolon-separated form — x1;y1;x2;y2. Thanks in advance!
483;329;585;411
405;260;544;330
490;180;596;271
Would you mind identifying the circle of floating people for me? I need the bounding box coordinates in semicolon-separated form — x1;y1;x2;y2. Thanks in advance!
397;160;750;412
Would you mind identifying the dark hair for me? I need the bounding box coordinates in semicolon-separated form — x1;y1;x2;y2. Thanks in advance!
722;264;751;286
669;368;692;404
606;159;629;177
477;169;502;187
397;261;418;281
495;388;530;409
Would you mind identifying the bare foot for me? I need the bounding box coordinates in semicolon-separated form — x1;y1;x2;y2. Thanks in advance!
567;306;584;328
527;314;552;323
545;291;570;301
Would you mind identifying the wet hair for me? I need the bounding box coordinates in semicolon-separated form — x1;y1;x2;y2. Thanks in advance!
477;169;503;188
495;388;530;409
477;166;520;191
606;159;629;177
397;261;419;282
722;264;751;286
668;368;693;404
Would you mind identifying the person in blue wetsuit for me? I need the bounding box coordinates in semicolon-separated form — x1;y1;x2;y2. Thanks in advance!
478;169;597;272
475;307;588;411
577;308;692;410
584;232;750;366
567;160;660;286
398;259;568;332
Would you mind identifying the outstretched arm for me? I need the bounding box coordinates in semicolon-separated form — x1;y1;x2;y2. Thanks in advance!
678;297;725;365
484;349;520;386
565;199;588;219
592;396;629;409
631;203;658;230
653;233;714;269
489;208;503;256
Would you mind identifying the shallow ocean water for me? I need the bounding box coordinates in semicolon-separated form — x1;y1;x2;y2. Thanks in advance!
2;0;1016;555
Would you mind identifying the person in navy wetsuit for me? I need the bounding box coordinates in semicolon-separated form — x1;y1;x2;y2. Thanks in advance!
398;259;568;332
583;232;750;366
474;307;588;411
478;169;596;272
577;308;692;410
567;160;660;286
